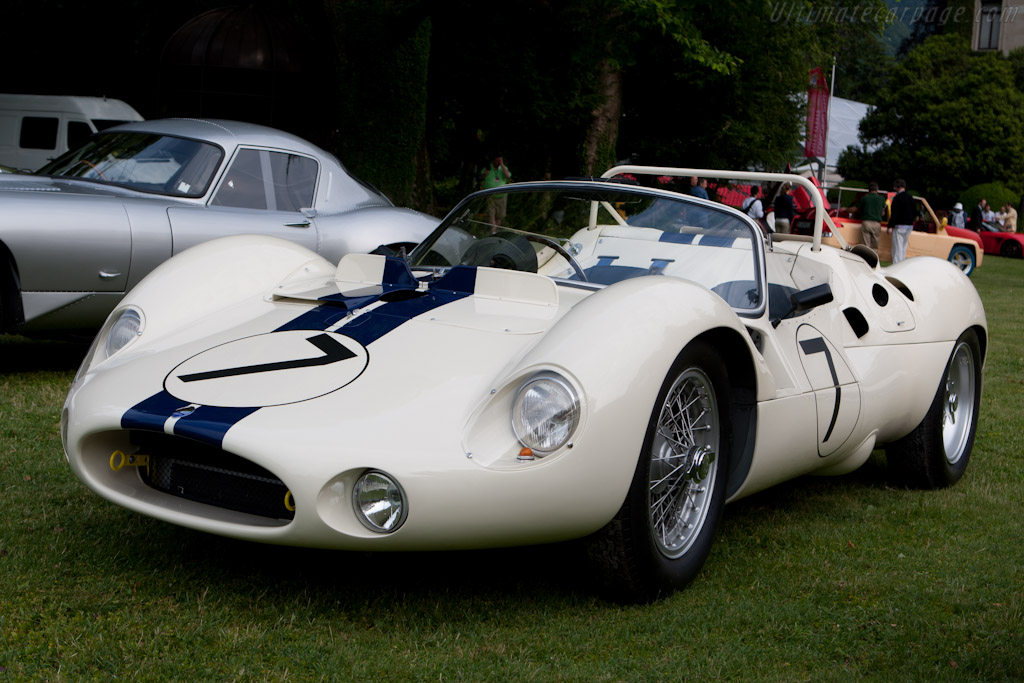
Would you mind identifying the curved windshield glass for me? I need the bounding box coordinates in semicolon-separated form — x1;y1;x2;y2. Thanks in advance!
37;132;224;198
410;183;764;311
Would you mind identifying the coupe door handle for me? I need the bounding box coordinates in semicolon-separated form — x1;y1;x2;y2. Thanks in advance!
99;270;122;279
284;221;311;228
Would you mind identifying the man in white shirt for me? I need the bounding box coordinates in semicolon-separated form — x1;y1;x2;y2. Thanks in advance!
741;186;766;231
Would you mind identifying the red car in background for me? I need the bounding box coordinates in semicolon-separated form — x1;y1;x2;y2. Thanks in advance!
947;222;1024;259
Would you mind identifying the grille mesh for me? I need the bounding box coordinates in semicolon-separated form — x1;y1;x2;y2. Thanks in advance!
132;432;295;521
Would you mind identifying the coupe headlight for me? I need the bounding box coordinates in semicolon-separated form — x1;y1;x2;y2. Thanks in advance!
511;372;580;454
103;307;143;358
353;470;407;533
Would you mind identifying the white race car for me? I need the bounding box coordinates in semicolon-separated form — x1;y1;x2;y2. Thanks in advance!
61;167;986;600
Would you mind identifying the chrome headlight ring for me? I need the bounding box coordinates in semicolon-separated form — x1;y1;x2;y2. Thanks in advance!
511;371;581;455
352;470;408;533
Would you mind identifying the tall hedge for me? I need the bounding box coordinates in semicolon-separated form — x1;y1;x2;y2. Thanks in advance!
325;1;431;211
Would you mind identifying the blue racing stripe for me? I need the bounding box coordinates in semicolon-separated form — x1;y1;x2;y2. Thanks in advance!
174;405;261;446
121;390;185;432
123;258;476;448
659;232;696;244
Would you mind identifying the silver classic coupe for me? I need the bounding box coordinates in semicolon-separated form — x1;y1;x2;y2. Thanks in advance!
0;118;438;334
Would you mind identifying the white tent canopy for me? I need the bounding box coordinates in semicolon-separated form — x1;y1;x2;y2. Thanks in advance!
823;96;871;168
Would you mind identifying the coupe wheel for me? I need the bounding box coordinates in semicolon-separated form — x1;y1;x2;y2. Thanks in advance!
947;245;976;275
1000;240;1022;259
886;329;981;488
588;341;731;601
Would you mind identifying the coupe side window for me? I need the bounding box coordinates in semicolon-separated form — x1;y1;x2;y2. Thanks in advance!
211;149;318;211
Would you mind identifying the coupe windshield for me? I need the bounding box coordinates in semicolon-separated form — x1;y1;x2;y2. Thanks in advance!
410;184;763;310
37;132;223;198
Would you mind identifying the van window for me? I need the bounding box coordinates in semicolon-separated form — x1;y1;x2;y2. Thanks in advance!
67;121;93;151
20;117;58;150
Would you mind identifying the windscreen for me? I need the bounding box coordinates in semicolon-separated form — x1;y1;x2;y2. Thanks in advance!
37;132;223;198
410;184;763;311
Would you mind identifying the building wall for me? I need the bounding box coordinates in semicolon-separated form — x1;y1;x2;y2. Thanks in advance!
973;0;1024;54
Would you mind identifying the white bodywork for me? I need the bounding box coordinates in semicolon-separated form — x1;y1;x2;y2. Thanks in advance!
62;168;987;552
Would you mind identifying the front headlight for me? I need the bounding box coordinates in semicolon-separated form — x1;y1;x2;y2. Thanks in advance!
353;470;407;533
511;372;580;454
104;307;143;358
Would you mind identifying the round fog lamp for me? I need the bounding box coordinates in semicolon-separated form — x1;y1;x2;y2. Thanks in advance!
512;373;580;454
353;470;407;533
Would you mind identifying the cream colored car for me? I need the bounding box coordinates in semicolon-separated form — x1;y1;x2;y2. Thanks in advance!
821;189;982;275
62;168;987;601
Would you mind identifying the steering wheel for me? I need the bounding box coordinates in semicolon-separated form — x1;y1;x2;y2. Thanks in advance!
524;235;588;282
71;158;108;180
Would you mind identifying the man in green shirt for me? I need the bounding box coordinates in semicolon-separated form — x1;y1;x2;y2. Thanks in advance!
857;182;886;252
481;156;511;226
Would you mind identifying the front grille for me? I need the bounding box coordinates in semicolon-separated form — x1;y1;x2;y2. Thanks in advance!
131;431;295;521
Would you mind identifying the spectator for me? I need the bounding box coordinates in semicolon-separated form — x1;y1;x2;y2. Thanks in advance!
969;199;985;231
690;176;709;200
888;179;915;263
999;202;1018;232
983;201;996;224
741;186;766;232
773;183;796;234
480;155;511;226
949;202;966;229
857;182;885;251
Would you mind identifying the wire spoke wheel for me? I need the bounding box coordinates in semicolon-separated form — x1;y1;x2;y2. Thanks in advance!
588;341;731;601
648;368;719;559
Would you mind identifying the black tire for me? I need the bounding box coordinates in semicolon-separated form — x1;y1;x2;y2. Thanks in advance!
887;329;982;488
588;341;732;602
1000;240;1022;259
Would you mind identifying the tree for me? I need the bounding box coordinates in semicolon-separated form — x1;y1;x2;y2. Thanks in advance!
838;34;1024;206
325;1;432;210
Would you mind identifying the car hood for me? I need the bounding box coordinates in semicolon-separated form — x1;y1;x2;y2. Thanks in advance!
108;260;575;452
0;173;168;200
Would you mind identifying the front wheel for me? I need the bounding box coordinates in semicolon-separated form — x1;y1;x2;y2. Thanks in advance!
588;341;731;601
886;329;982;488
947;245;976;275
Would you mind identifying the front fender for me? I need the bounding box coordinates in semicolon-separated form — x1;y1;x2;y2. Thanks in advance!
477;276;761;530
111;235;333;344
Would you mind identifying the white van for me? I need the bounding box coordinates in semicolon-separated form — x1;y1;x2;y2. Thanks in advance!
0;94;143;172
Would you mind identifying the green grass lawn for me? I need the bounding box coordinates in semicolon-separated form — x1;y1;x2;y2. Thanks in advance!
1;258;1022;681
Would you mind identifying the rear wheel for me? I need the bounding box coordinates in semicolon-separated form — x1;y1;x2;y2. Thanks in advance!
589;341;731;601
887;329;981;488
1000;240;1022;259
947;245;976;275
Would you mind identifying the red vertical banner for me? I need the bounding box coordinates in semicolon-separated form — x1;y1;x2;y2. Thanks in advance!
805;67;830;159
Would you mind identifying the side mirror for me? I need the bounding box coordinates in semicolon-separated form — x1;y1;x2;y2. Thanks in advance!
301;207;318;219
